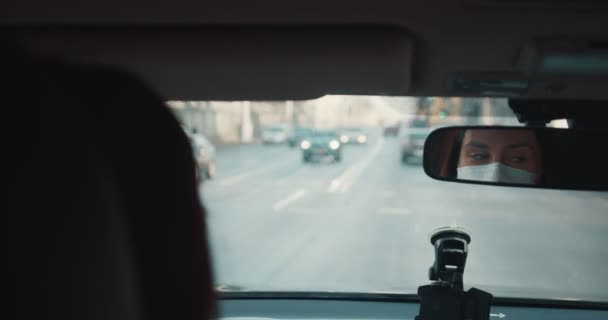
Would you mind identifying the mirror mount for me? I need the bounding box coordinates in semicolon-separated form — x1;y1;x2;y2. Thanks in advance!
509;99;563;125
509;99;608;129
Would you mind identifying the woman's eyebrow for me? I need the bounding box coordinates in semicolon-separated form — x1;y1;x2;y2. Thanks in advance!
506;142;536;150
465;141;490;149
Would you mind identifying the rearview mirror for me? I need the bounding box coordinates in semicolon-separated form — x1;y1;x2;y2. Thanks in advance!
423;126;608;190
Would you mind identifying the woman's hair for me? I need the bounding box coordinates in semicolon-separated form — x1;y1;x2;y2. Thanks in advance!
446;129;466;178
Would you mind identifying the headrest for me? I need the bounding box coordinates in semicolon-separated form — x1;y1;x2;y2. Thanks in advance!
7;50;215;320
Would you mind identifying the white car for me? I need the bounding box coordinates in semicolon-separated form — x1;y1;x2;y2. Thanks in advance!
339;127;368;144
262;126;290;144
183;127;216;181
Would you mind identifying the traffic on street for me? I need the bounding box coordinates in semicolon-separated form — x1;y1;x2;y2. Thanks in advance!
170;96;608;302
201;130;608;301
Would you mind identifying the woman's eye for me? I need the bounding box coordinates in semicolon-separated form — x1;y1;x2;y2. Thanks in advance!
470;153;490;161
510;156;527;163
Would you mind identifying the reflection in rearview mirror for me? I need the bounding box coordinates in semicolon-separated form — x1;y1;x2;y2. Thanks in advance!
423;127;608;190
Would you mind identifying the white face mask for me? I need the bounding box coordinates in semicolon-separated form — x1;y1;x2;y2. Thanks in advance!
457;162;536;185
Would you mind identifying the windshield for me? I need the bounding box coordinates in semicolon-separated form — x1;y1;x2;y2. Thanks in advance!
169;96;607;302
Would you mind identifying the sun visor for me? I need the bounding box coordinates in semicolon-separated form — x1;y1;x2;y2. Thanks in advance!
17;26;413;100
517;38;608;76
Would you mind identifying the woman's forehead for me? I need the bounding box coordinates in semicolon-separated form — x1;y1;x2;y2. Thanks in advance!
463;129;538;146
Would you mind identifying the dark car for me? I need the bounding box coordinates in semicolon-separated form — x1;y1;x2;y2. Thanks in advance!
300;130;342;163
383;122;400;136
399;118;431;164
339;127;368;145
288;127;314;148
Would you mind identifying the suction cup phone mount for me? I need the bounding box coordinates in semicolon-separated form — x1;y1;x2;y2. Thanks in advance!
415;227;493;320
428;227;471;290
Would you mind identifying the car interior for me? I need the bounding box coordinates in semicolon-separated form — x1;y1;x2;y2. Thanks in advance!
5;1;608;320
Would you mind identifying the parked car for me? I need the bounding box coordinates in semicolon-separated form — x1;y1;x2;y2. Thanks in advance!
300;130;342;163
262;125;290;144
339;127;368;145
184;128;216;181
288;127;314;147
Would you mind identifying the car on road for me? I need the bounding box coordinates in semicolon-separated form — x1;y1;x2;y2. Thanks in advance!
383;122;400;136
185;130;217;181
339;127;368;145
287;126;314;147
399;118;431;164
262;125;291;144
300;130;342;163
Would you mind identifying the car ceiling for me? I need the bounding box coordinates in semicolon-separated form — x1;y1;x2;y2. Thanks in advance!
2;0;608;101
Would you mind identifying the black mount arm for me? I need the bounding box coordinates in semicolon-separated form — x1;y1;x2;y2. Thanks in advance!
416;227;492;320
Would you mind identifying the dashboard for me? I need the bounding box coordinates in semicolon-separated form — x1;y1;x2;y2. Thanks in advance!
219;298;608;320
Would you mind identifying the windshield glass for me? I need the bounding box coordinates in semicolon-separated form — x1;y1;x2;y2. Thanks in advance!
169;96;607;302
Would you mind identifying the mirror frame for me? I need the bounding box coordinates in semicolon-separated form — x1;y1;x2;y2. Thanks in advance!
423;126;608;191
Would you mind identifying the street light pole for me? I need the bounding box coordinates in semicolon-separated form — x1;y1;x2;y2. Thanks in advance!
286;100;294;126
241;101;253;143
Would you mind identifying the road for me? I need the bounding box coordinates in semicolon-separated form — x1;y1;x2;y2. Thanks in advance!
201;132;608;301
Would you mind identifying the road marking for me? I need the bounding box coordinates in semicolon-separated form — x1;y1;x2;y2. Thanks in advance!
327;179;342;193
327;138;385;193
217;172;254;186
216;161;293;187
272;189;309;211
490;313;507;319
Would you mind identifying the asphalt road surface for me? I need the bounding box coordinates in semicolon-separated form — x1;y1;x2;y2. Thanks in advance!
201;131;608;301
